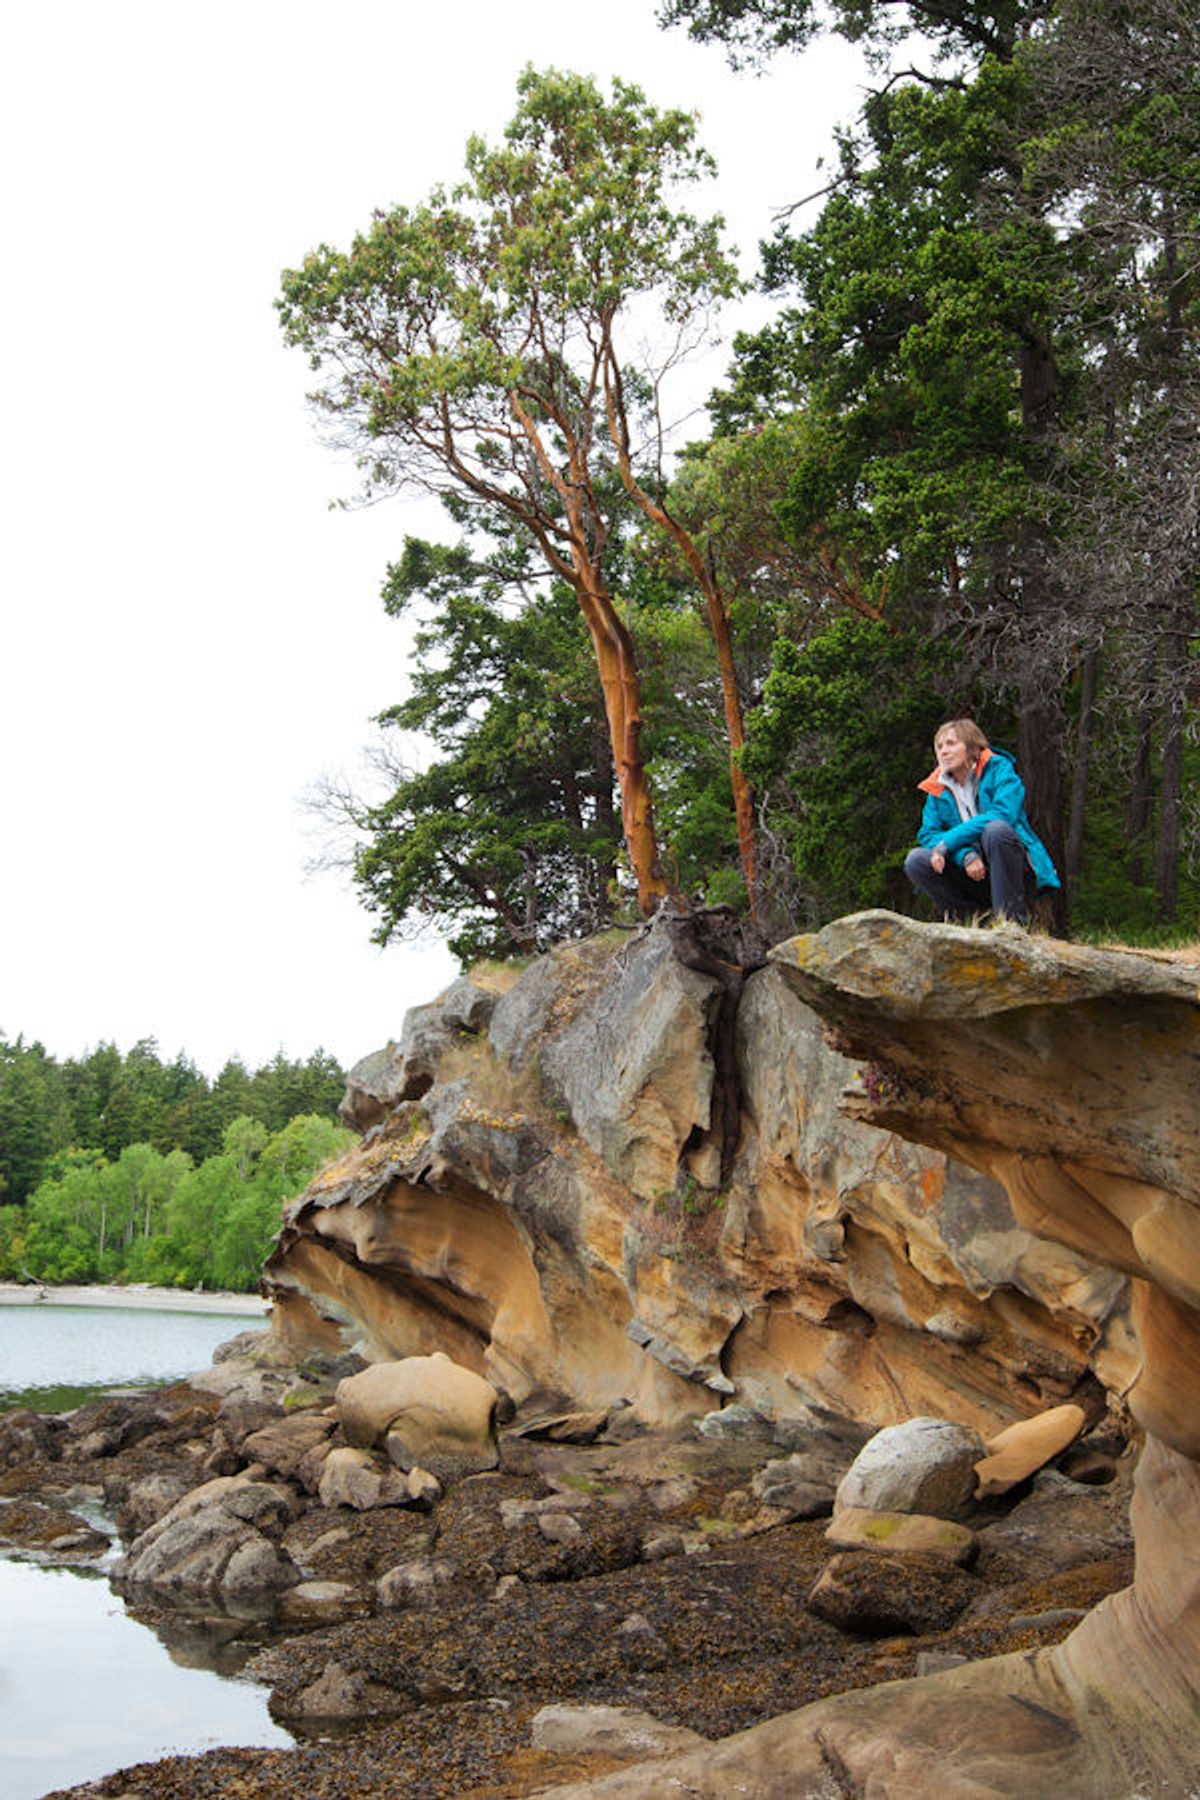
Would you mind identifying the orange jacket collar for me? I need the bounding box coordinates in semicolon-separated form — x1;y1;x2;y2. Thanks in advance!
918;746;992;796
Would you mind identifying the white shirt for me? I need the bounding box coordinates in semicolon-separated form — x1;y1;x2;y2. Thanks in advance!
942;772;979;823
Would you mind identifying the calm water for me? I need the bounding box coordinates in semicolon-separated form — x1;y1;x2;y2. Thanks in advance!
0;1301;259;1411
0;1562;293;1798
0;1302;293;1799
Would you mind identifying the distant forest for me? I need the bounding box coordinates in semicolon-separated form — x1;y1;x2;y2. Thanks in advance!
0;1036;352;1292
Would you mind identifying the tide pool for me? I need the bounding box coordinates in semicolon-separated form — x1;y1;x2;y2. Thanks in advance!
0;1561;292;1799
0;1296;292;1796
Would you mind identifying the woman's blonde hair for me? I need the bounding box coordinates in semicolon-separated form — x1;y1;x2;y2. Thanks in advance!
934;717;989;760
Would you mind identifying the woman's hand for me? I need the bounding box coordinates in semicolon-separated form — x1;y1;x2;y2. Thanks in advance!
964;853;986;880
931;846;947;874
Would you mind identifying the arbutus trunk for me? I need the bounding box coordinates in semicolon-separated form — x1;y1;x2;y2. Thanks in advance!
574;573;668;917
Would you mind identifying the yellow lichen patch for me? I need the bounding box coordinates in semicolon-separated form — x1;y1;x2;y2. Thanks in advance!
455;1098;528;1133
696;1516;741;1538
945;958;1005;987
303;1154;358;1195
540;933;629;1036
358;1113;432;1172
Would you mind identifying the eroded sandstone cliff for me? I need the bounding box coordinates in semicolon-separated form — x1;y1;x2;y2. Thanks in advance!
265;911;1128;1461
530;912;1200;1798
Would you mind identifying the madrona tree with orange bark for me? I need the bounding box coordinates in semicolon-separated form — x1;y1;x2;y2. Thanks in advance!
278;66;743;915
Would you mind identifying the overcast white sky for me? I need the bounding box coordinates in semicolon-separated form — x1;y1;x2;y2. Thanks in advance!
1;1;862;1079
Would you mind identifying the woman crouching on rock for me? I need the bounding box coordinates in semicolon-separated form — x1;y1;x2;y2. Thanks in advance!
904;719;1060;926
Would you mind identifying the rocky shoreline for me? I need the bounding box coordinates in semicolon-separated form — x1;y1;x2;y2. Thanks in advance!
6;910;1197;1792
0;1331;1136;1800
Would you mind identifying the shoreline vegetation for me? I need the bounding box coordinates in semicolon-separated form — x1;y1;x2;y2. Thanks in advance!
0;1281;269;1315
0;1113;353;1294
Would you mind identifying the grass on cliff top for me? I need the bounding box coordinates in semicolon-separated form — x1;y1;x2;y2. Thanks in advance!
436;1034;575;1139
464;958;530;995
1072;923;1200;961
465;929;633;996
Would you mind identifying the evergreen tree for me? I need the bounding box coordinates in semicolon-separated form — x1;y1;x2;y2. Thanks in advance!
663;0;1200;931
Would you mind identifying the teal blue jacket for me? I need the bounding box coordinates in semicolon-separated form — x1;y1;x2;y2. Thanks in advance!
917;746;1061;891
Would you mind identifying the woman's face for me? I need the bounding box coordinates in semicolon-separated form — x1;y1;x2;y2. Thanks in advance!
936;729;972;780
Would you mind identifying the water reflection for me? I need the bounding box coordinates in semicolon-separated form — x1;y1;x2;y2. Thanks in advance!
0;1299;288;1797
0;1561;292;1800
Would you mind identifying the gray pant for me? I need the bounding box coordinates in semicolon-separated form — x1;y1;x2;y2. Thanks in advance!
905;820;1029;923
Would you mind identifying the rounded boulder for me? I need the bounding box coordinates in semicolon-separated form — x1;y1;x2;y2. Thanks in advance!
835;1417;986;1521
335;1352;499;1479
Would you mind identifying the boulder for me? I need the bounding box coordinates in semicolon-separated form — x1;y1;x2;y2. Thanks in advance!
336;1352;499;1478
65;1395;174;1459
376;1556;458;1608
338;990;470;1130
213;1392;284;1447
405;1466;442;1508
441;977;497;1034
115;1504;299;1601
241;1411;338;1479
340;1001;477;1130
120;1472;192;1536
826;1506;977;1565
835;1417;986;1521
188;1358;292;1408
212;1328;275;1365
531;1704;709;1759
146;1473;281;1527
694;1403;773;1442
339;1044;406;1133
807;1551;977;1635
0;1408;64;1470
292;1661;370;1720
278;1581;366;1626
508;1408;610;1444
752;1445;859;1520
295;1436;339;1495
223;1531;300;1601
221;1482;294;1536
975;1463;1134;1579
338;989;485;1130
317;1446;415;1511
974;1402;1087;1498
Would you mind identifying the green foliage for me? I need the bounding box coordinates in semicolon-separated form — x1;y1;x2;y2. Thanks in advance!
718;59;1066;629
742;617;954;921
628;591;742;899
277;62;740;554
0;1036;346;1205
6;1115;353;1292
688;0;1200;931
280;66;748;913
659;0;1032;66
275;9;1199;946
343;508;622;961
0;1039;70;1206
1066;696;1200;936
